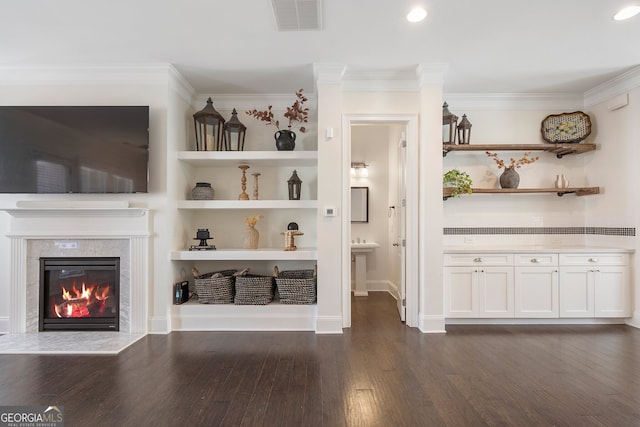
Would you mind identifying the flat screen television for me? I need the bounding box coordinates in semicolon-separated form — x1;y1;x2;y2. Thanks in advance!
0;106;149;193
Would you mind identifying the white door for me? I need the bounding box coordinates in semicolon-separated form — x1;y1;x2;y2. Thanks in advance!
396;136;407;321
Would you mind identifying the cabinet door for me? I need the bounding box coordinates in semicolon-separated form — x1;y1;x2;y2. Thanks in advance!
594;266;630;317
514;267;559;318
444;267;477;317
559;267;594;317
478;267;514;317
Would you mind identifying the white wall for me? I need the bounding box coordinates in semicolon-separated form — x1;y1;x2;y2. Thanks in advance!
0;66;173;333
584;85;640;327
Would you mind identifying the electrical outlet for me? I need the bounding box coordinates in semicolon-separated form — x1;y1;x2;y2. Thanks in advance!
464;236;474;244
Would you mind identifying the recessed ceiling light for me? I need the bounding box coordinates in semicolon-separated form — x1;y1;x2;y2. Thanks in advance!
613;5;640;20
407;7;427;23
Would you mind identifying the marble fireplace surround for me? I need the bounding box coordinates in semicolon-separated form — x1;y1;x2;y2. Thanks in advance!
0;201;150;354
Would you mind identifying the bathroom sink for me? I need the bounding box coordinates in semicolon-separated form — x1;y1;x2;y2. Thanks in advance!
351;242;380;253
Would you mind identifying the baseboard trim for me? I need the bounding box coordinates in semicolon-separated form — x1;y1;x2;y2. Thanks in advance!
626;312;640;329
419;315;446;333
0;317;8;334
446;318;628;326
315;316;344;334
149;316;169;334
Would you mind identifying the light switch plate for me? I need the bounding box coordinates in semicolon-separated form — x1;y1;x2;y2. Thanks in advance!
323;206;337;216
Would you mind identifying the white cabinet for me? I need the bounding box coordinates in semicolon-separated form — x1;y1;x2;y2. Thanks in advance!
559;254;630;318
444;254;513;318
514;254;559;318
445;250;632;320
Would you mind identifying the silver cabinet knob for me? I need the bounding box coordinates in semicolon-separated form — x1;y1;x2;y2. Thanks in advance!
473;257;483;262
589;258;598;263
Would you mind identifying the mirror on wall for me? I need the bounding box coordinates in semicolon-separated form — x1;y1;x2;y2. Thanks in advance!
351;187;369;223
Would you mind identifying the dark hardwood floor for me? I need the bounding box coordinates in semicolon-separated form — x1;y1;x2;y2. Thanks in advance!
1;293;640;426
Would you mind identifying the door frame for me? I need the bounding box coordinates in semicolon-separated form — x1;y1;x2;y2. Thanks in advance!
341;114;419;327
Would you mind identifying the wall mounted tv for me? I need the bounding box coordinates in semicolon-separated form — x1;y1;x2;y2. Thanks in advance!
0;106;149;193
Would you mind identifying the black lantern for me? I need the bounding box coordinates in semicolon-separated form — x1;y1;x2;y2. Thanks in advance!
223;108;246;151
287;170;302;200
457;114;472;145
193;97;226;151
442;102;458;144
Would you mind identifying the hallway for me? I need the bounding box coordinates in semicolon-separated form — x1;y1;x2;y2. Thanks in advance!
1;293;640;426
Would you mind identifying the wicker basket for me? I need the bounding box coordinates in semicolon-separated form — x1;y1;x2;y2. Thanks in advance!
275;266;317;305
195;269;237;304
234;274;275;305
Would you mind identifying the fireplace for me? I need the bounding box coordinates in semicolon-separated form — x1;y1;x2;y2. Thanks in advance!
39;257;120;331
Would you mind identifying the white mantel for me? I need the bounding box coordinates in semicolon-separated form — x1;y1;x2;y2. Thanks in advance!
2;201;150;335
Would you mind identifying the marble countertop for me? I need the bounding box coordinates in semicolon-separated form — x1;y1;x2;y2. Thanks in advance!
444;245;635;254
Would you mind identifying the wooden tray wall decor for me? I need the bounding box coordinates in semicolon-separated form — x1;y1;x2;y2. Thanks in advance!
541;111;592;144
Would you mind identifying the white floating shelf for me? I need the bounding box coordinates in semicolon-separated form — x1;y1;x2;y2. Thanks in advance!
177;200;317;209
171;248;318;261
177;150;318;167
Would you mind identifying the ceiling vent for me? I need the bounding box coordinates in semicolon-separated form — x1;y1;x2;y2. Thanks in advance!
271;0;322;31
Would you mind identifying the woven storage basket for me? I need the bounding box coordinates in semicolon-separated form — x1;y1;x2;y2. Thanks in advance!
195;269;237;304
234;274;275;305
275;268;317;304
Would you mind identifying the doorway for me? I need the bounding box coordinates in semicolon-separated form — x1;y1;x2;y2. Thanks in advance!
342;115;419;328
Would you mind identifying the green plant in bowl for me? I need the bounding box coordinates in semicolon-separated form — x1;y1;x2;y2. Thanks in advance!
443;169;473;197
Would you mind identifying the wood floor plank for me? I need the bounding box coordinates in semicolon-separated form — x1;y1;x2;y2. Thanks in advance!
2;293;640;426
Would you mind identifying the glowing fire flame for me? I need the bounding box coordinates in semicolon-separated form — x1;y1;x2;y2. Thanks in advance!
53;282;110;318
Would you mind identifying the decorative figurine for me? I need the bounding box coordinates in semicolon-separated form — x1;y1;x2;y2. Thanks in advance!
238;164;250;200
189;228;216;250
242;214;263;249
281;222;303;251
252;172;261;200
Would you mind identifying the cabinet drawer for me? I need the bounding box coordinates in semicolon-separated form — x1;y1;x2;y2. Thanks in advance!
514;253;558;266
444;253;513;266
559;253;628;266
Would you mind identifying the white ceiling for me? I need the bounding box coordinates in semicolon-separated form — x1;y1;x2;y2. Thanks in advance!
1;0;639;95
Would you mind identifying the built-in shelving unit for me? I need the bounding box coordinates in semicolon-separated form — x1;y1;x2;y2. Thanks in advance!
172;149;318;329
443;187;600;200
178;150;317;166
443;142;600;200
177;200;317;209
171;248;317;261
442;143;596;158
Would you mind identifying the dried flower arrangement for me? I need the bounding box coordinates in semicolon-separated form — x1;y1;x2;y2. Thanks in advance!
246;89;309;133
485;151;539;169
243;214;263;228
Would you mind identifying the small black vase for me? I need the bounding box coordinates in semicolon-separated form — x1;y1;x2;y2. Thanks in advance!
275;130;296;151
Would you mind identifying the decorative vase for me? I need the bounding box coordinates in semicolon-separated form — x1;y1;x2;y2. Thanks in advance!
499;167;520;189
561;174;569;188
554;174;561;189
275;130;296;151
243;226;259;249
191;182;215;200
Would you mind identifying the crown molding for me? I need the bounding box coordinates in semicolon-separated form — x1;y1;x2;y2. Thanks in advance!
167;65;195;105
0;64;178;86
443;92;584;111
193;93;317;111
584;65;640;108
313;63;347;86
341;67;421;92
